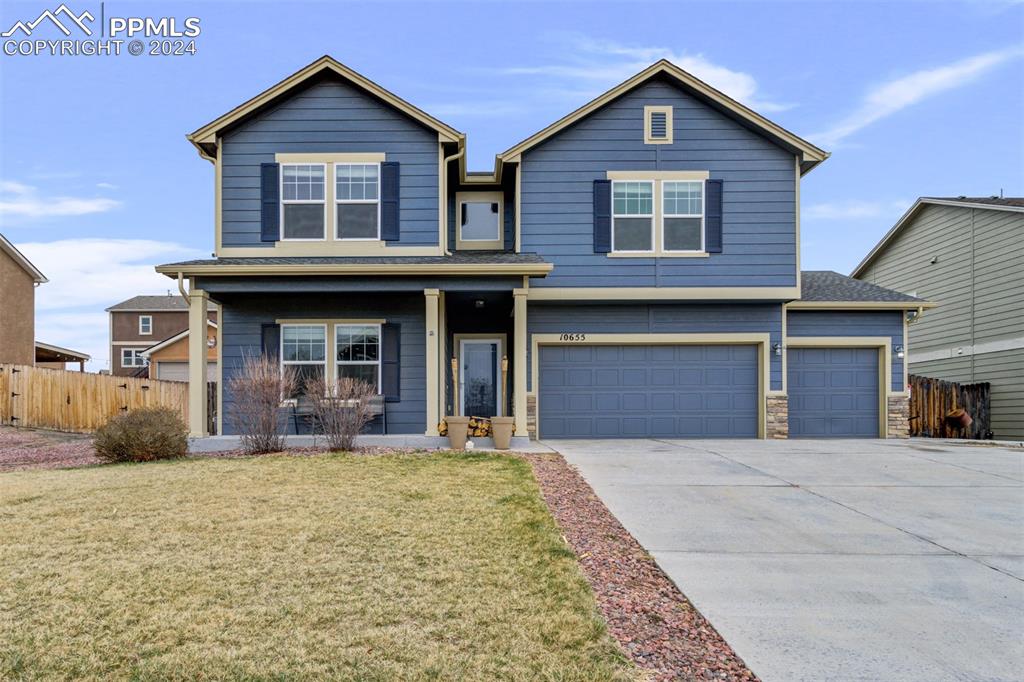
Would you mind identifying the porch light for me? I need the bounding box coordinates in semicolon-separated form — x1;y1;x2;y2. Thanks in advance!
474;299;486;309
772;342;783;356
895;345;904;359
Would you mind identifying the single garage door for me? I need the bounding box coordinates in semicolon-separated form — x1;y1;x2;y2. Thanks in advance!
788;347;879;437
156;362;218;382
538;344;758;438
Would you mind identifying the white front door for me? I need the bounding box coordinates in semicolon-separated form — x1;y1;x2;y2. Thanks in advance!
460;338;501;417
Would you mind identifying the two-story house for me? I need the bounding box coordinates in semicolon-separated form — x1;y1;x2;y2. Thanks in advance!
157;56;930;440
106;294;217;378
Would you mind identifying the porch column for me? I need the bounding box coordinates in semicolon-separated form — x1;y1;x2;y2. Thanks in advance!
424;289;440;436
187;287;209;437
513;288;528;437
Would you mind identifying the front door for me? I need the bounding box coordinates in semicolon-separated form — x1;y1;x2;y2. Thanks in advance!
460;339;501;417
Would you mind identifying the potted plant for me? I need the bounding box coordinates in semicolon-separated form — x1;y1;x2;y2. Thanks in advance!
445;358;470;449
490;356;514;450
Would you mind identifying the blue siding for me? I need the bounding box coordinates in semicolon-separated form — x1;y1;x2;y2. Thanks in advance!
787;310;905;392
221;80;439;247
527;303;783;391
519;78;797;288
220;294;425;435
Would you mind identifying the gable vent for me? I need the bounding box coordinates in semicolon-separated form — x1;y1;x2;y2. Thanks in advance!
644;105;673;144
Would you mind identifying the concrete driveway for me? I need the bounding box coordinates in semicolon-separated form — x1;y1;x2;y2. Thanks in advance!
551;438;1024;682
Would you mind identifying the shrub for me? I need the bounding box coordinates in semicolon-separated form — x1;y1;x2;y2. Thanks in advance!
228;354;297;455
305;375;378;451
93;407;188;463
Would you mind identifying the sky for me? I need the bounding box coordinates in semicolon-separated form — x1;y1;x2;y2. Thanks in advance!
1;0;1022;372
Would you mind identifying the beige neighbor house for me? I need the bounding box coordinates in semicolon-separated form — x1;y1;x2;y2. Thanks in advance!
1;233;90;370
106;294;217;378
853;197;1024;440
141;320;218;382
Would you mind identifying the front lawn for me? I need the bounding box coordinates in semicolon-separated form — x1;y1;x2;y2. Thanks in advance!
0;452;635;680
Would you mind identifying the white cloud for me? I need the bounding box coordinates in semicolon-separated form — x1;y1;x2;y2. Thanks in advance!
804;199;910;221
813;46;1024;146
0;179;122;220
497;35;792;113
15;238;204;371
96;182;118;190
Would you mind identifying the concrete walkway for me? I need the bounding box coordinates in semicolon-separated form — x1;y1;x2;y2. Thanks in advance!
551;438;1024;682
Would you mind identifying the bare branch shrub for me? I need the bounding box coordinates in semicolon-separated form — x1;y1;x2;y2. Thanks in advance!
228;354;296;455
94;407;188;463
305;375;378;451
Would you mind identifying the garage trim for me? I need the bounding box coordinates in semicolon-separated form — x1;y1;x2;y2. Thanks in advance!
785;336;891;438
530;332;771;439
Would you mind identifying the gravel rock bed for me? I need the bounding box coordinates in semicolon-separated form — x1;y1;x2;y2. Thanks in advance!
524;452;758;682
0;428;100;471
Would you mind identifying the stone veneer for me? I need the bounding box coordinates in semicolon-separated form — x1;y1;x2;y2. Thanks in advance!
887;394;910;439
765;395;789;439
526;394;537;440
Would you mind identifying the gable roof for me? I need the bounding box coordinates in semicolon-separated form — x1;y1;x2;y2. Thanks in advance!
187;55;463;160
104;294;224;312
851;196;1024;278
0;233;47;283
141;320;218;357
498;59;829;175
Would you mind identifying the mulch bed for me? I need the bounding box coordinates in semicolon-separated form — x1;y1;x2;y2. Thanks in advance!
523;452;758;682
0;428;100;472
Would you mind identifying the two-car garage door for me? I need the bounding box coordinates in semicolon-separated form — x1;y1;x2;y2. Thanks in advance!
538;344;758;438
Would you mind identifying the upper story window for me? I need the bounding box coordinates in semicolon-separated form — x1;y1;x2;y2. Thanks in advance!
281;164;326;240
139;315;152;335
612;181;654;252
336;163;380;240
663;181;704;252
456;191;503;250
281;324;326;397
644;105;673;144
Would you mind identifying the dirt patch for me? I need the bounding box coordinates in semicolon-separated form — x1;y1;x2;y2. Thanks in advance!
0;428;100;472
524;452;758;682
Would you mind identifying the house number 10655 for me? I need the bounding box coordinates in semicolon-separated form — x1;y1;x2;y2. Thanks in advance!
559;333;586;341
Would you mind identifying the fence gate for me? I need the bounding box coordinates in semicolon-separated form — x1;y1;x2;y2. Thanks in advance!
909;374;991;439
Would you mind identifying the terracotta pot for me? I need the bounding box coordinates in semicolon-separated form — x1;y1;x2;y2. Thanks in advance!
445;416;470;450
491;416;514;450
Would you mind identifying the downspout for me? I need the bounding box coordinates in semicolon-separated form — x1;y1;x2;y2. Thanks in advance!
177;272;189;303
441;146;465;256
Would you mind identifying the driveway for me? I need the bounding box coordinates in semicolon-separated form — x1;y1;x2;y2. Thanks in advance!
551;438;1024;682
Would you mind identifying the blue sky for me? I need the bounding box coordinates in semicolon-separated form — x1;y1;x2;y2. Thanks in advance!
1;0;1022;370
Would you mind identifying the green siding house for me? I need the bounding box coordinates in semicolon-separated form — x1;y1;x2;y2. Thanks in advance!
853;197;1024;440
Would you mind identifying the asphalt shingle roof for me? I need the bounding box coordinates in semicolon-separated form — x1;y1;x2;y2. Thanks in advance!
800;271;923;303
159;252;548;267
106;295;188;311
925;196;1024;209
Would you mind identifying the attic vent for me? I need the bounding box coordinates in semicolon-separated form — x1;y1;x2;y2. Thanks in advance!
644;105;673;144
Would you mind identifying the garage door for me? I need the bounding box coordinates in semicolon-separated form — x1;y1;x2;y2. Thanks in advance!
788;347;879;438
538;344;758;438
156;362;218;382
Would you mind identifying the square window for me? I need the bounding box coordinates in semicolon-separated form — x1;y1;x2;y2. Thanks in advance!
283;204;325;239
461;201;501;241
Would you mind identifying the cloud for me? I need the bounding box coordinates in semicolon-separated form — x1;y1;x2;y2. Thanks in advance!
96;182;118;190
813;46;1024;146
804;199;910;221
0;179;122;220
497;35;792;113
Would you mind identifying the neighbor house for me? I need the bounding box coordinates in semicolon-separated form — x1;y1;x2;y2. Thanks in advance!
106;294;217;377
1;233;90;370
140;319;218;382
853;197;1024;440
157;56;930;440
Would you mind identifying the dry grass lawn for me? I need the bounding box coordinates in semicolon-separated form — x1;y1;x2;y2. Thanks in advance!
0;452;636;681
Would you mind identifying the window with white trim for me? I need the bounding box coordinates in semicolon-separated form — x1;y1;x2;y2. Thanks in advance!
121;348;147;367
281;164;326;240
662;181;704;252
456;191;503;250
139;315;152;335
612;181;654;252
335;324;381;391
335;163;380;240
281;324;326;398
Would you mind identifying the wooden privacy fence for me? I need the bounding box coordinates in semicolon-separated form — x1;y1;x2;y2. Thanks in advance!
0;364;189;433
909;374;991;439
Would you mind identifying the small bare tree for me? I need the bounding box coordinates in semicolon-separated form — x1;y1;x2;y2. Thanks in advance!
305;375;378;451
228;354;296;455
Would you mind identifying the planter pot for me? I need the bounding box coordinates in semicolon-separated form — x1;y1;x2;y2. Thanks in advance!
491;416;514;450
445;416;470;450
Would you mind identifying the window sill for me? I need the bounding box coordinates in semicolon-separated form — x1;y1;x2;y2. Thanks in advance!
607;251;710;258
456;240;505;251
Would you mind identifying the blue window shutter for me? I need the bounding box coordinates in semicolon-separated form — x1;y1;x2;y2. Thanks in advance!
381;323;401;402
260;163;280;242
705;179;723;253
381;161;400;242
593;179;612;253
261;324;280;360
